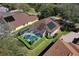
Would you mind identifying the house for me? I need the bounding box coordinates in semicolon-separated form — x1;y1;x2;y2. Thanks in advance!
43;32;79;56
30;17;60;37
43;40;72;56
1;11;38;33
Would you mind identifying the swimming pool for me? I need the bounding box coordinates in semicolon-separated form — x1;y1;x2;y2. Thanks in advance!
20;33;39;45
17;27;43;45
17;27;45;49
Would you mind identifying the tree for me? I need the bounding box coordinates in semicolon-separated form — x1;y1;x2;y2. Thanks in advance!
55;4;79;23
38;4;56;19
16;4;36;13
0;33;28;56
1;4;17;10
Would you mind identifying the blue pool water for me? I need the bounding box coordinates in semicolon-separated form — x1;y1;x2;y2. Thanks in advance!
29;36;38;41
23;35;31;40
22;34;39;45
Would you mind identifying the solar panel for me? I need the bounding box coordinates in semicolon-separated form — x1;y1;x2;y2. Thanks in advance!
47;22;56;30
4;16;15;22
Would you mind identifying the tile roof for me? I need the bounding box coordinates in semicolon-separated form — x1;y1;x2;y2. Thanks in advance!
3;12;38;29
43;31;79;56
44;40;72;56
30;17;60;34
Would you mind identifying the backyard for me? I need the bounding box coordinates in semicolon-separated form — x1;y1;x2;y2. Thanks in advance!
16;29;62;56
16;26;45;49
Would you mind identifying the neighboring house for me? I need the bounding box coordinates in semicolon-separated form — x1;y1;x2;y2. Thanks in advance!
44;40;72;56
60;32;79;43
43;32;79;56
1;11;38;33
30;17;60;37
0;6;9;17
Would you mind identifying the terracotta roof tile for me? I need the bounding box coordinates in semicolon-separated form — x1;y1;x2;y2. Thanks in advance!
44;40;72;56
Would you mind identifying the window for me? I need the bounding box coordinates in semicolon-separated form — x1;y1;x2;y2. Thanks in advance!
47;22;56;30
4;16;15;22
